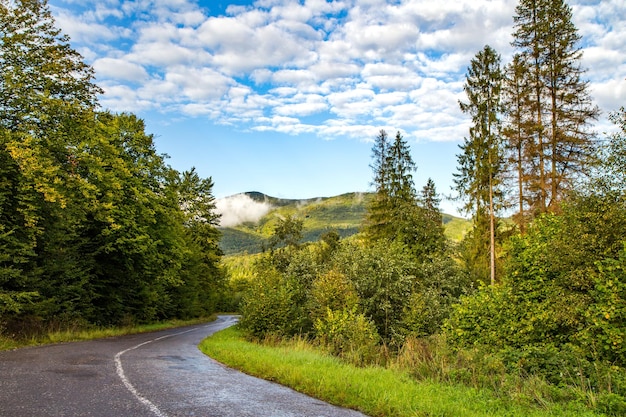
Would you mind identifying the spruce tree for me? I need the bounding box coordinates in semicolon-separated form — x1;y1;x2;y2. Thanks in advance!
512;0;599;213
502;54;534;232
364;130;392;241
417;178;446;257
455;45;504;285
388;130;417;203
364;130;418;243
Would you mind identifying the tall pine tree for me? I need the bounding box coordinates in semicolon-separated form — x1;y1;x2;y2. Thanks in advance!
502;54;534;233
455;45;504;285
511;0;599;213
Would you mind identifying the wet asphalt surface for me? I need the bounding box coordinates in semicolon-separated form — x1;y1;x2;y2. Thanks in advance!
0;315;367;417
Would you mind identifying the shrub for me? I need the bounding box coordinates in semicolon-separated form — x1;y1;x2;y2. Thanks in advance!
580;246;626;366
314;307;380;366
238;261;309;339
308;270;359;323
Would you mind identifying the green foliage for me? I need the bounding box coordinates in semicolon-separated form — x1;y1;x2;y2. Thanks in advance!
445;190;626;407
582;245;626;365
0;1;225;336
308;270;358;322
363;130;448;265
402;255;470;338
269;214;303;250
596;107;626;193
238;258;310;339
364;130;420;243
455;45;504;217
333;240;415;345
314;307;380;366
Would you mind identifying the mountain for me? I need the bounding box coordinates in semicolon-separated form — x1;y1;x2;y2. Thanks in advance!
217;192;470;256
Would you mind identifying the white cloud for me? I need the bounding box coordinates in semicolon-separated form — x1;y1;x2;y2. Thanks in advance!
50;0;626;141
216;193;273;227
93;58;149;82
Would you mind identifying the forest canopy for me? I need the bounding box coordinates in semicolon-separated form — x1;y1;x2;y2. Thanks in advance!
0;0;225;332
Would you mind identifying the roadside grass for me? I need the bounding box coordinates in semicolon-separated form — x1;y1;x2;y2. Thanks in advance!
0;316;217;351
199;326;601;417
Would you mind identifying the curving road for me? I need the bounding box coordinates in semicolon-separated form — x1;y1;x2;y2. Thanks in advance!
0;315;367;417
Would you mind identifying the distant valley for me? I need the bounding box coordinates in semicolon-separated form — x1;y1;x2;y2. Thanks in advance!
216;192;470;256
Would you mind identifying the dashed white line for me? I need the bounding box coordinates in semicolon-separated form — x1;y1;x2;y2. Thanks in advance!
114;328;198;417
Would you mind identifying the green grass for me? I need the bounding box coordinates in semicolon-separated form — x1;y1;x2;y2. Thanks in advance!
0;316;217;351
199;326;600;417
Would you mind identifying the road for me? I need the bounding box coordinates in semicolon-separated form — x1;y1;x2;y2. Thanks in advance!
0;315;367;416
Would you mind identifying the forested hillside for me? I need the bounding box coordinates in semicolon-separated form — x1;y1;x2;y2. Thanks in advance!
0;1;225;336
219;192;469;255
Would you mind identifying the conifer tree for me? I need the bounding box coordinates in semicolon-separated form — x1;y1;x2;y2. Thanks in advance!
511;0;599;213
364;130;418;243
417;178;446;257
502;54;534;232
455;45;504;285
364;130;392;241
388;131;417;203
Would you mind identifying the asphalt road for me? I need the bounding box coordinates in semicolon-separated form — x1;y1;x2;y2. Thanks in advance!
0;315;367;417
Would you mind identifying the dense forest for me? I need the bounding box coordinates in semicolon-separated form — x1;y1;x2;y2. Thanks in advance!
236;0;626;414
0;0;226;334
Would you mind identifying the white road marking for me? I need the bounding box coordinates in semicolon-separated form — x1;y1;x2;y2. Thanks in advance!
114;328;199;417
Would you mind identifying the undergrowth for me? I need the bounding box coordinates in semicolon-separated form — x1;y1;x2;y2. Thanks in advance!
200;326;603;417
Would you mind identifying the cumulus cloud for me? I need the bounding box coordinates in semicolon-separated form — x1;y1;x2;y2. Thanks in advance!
215;194;273;228
93;58;149;82
50;0;626;140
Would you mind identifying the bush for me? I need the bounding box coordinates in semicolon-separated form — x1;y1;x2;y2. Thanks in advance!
308;270;358;323
597;393;626;416
238;260;310;339
332;240;415;344
402;255;471;338
580;246;626;366
314;307;380;366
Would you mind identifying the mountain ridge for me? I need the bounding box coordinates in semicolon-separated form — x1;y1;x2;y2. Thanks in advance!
217;191;469;256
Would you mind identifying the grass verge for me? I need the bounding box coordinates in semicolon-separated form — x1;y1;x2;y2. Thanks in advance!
199;326;601;417
0;315;217;351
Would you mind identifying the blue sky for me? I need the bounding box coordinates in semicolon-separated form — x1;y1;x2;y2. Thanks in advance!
48;0;626;215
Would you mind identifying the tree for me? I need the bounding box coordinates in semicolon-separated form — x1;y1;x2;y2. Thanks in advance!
269;215;304;250
172;168;224;317
0;0;103;323
598;107;626;192
511;0;599;213
0;0;101;131
388;131;417;203
502;54;534;232
405;178;445;260
0;0;227;331
455;45;504;285
364;129;392;241
364;130;418;243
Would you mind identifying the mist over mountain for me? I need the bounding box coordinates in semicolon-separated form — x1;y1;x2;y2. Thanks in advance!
215;193;273;228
